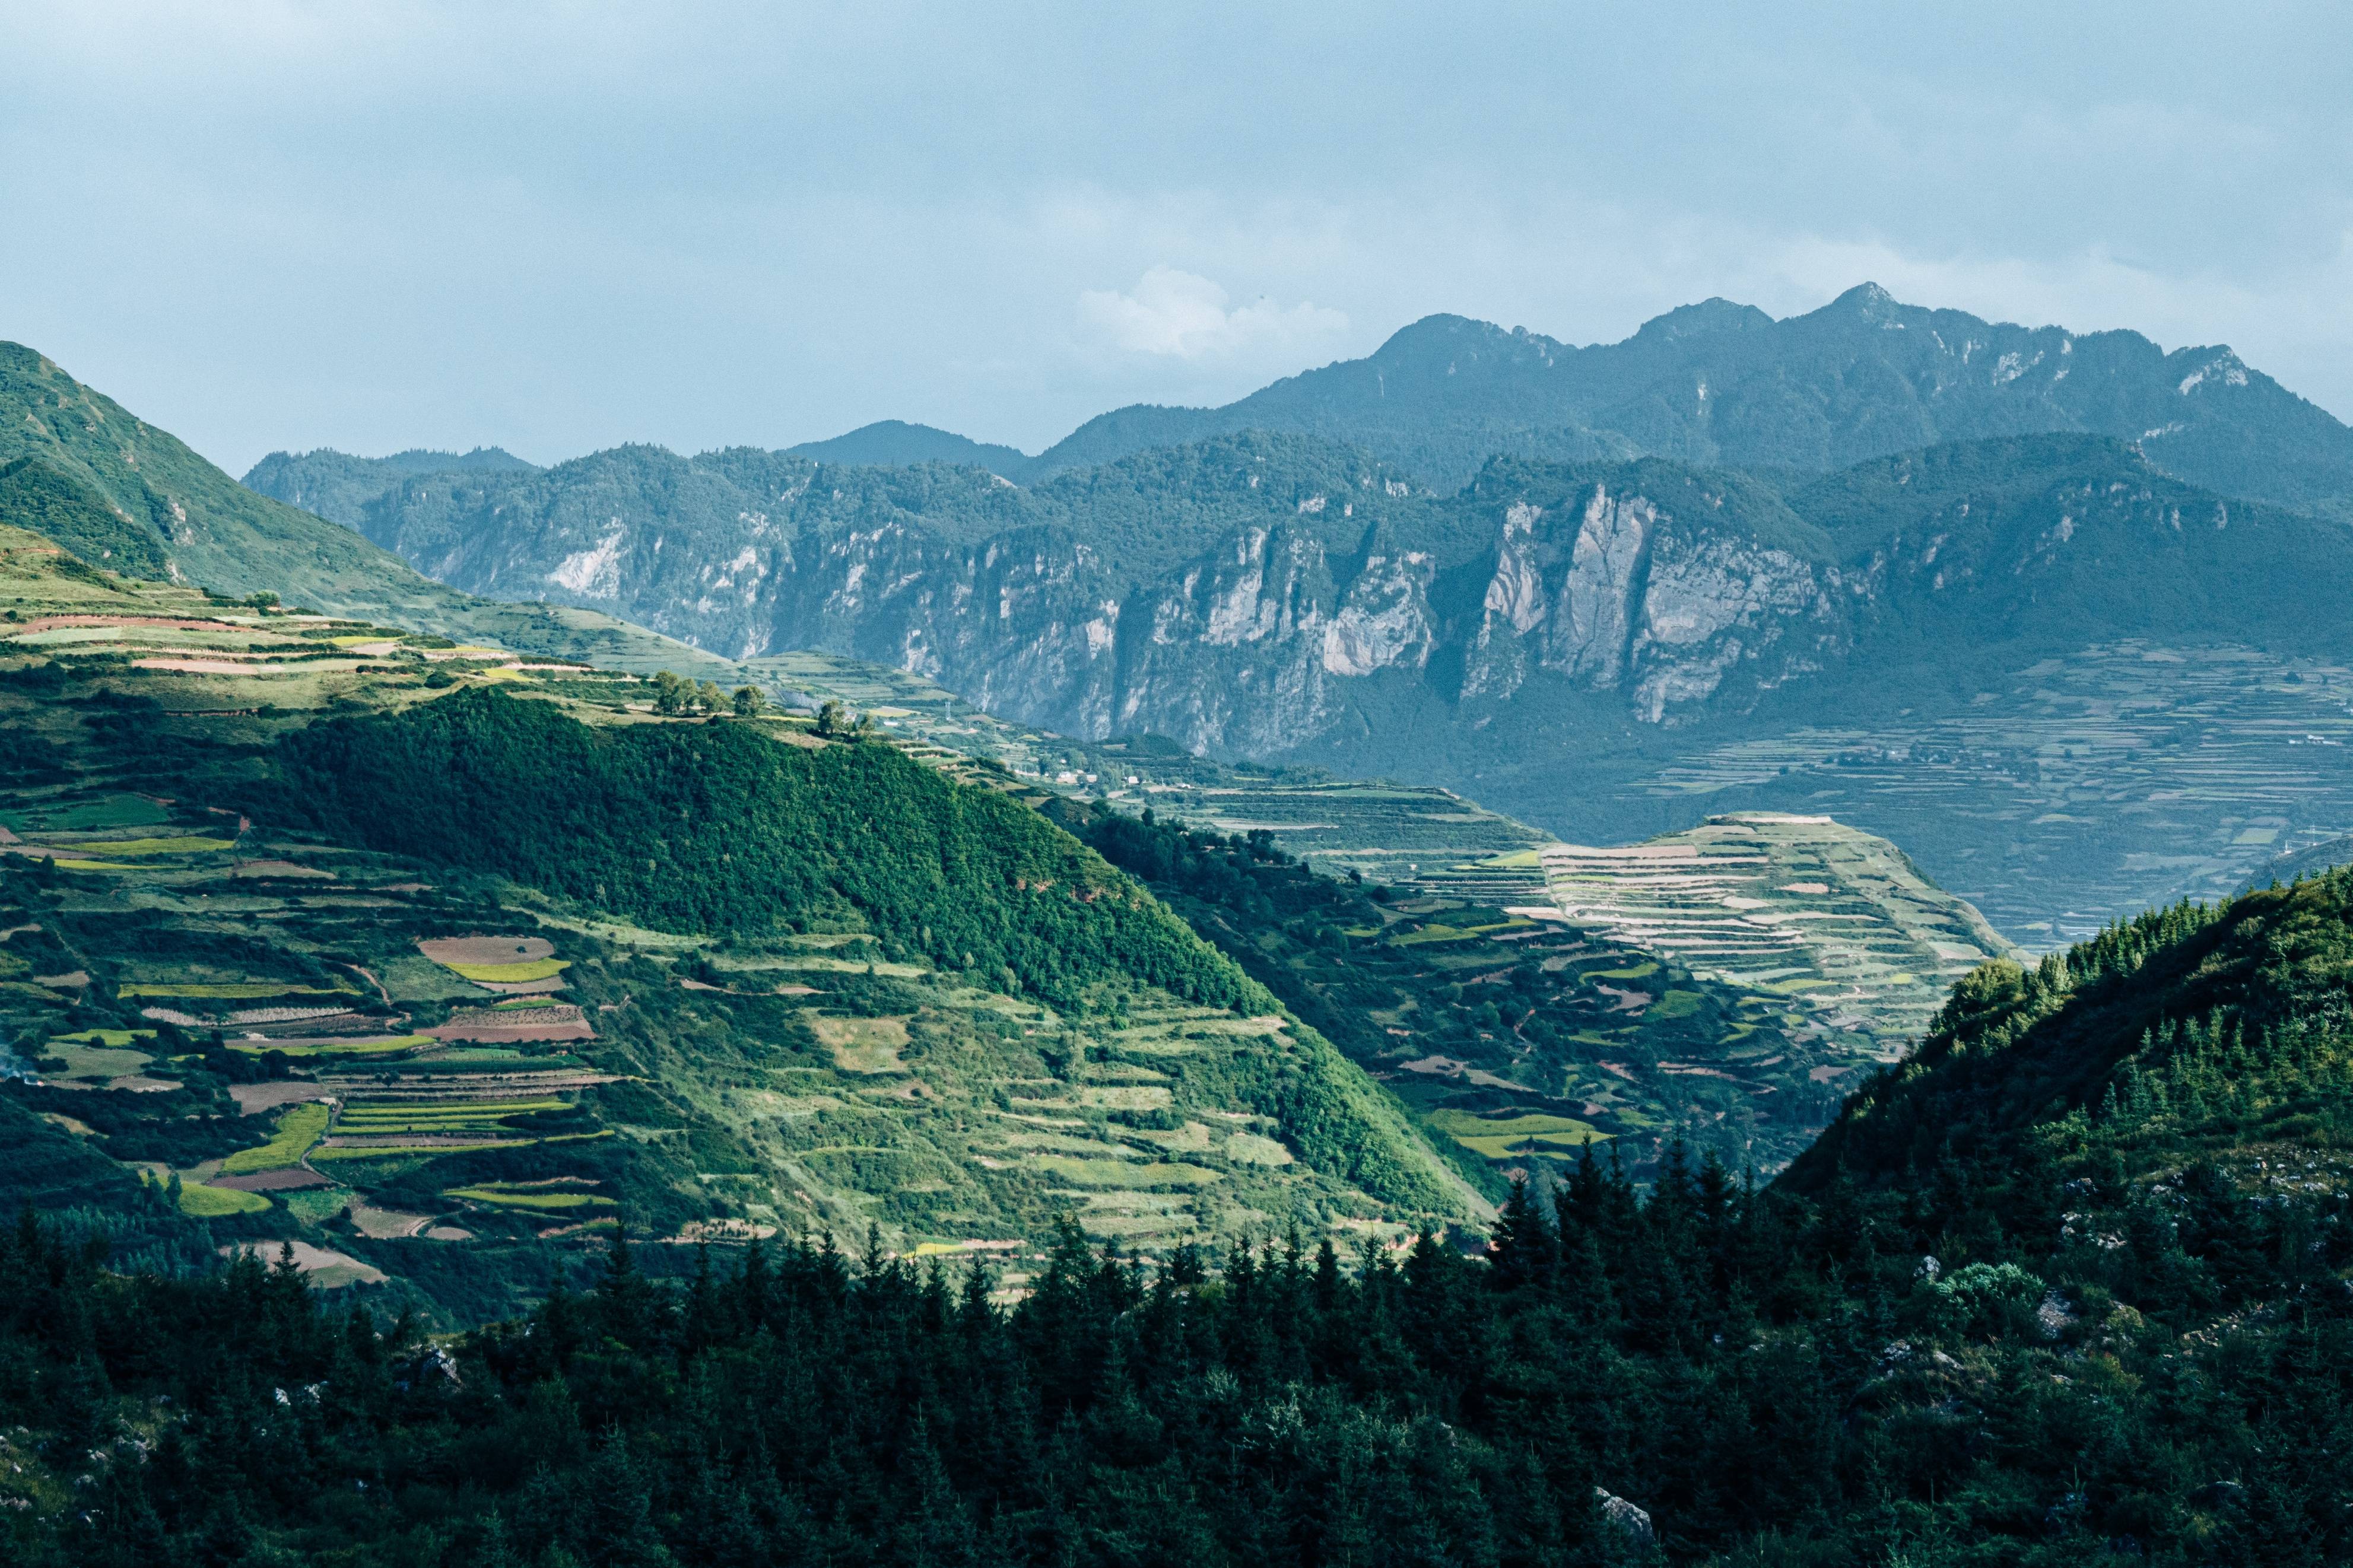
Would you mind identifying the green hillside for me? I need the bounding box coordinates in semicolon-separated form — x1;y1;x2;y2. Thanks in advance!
272;688;1254;1012
0;524;1482;1330
1790;872;2353;1196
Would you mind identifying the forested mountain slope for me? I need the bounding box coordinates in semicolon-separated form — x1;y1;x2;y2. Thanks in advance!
1790;872;2353;1196
239;446;537;529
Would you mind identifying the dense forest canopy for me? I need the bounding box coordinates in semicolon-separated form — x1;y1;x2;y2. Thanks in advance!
271;688;1254;1013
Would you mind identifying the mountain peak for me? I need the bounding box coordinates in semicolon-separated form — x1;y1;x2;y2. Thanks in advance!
1823;281;1906;320
1371;313;1537;356
785;419;1036;479
1628;296;1776;344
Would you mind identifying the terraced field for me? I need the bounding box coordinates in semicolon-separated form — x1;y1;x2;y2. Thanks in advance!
1537;813;2015;1059
1631;642;2353;947
744;644;2011;1175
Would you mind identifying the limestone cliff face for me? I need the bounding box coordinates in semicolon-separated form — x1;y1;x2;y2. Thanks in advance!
361;469;1859;755
1455;486;1847;723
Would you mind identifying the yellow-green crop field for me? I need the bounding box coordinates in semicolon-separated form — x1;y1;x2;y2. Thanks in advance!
444;959;569;982
221;1102;330;1173
336;1101;561;1134
1424;1109;1603;1160
167;1180;272;1217
50;1028;155;1047
57;835;234;857
229;1035;430;1057
310;1141;510;1162
310;1129;610;1163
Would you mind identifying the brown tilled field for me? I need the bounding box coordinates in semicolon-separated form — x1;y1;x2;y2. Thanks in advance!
424;1005;595;1044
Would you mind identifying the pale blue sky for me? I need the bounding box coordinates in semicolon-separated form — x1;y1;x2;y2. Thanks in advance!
4;2;2348;472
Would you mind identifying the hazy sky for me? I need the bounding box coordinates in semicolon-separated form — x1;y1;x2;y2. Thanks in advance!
5;2;2349;474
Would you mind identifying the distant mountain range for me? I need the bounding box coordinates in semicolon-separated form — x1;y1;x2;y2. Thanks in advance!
250;283;2353;516
1021;284;2353;513
231;284;2353;941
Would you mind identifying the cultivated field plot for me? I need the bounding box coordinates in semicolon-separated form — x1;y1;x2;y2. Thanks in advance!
735;993;1458;1257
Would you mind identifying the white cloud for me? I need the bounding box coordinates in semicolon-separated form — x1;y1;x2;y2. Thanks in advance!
1076;266;1348;360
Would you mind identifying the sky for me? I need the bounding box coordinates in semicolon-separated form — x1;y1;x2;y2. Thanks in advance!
3;2;2349;475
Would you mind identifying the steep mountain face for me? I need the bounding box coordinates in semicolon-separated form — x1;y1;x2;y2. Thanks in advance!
319;428;2353;753
1033;284;2353;513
